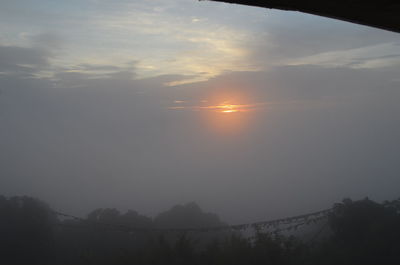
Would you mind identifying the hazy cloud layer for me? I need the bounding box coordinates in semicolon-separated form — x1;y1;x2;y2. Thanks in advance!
0;0;400;223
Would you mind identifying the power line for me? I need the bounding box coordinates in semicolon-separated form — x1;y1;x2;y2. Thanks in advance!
51;208;333;233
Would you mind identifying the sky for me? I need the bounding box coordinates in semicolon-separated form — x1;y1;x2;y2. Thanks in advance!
0;0;400;224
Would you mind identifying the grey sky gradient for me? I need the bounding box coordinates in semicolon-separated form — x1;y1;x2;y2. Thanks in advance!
0;0;399;224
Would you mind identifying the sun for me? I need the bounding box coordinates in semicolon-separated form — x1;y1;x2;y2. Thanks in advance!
202;102;248;134
217;104;240;113
222;109;238;113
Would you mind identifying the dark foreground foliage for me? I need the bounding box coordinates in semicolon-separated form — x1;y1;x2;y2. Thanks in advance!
1;195;399;265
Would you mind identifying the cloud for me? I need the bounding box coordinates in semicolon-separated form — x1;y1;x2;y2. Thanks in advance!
31;32;63;50
60;0;261;83
0;45;50;76
75;64;123;72
245;11;400;69
0;1;259;85
2;0;399;86
57;63;136;80
0;32;65;79
286;42;400;69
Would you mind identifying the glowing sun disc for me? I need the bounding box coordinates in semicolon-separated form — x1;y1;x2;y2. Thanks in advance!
222;109;238;113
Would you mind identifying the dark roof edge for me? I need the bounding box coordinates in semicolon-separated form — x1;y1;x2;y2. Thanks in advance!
208;0;400;33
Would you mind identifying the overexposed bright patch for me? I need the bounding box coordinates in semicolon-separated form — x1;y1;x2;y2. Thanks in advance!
216;104;240;113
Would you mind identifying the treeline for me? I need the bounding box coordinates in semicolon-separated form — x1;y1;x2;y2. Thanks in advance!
1;195;400;265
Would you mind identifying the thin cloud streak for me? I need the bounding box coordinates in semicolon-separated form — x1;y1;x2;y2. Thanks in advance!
286;42;400;68
168;102;268;112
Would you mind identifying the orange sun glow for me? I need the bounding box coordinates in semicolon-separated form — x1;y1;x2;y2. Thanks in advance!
168;90;265;134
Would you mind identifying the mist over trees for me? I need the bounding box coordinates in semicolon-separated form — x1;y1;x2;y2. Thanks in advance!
1;195;399;265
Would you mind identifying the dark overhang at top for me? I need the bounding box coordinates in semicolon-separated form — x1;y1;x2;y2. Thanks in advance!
209;0;400;33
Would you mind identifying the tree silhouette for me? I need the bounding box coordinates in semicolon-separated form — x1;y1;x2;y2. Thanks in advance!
0;196;56;265
2;195;400;265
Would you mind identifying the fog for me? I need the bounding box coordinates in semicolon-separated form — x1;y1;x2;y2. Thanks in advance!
0;0;399;224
